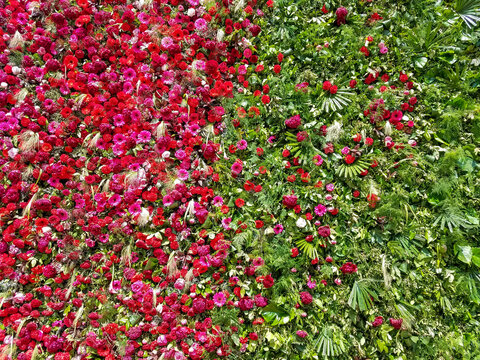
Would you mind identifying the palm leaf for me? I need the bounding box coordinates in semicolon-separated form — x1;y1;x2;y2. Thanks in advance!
319;90;354;113
313;327;347;358
348;280;378;311
336;159;370;179
296;238;319;259
454;0;480;28
458;272;480;304
433;203;476;232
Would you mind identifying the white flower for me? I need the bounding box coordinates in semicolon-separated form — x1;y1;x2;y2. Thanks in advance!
162;151;171;159
296;217;307;228
187;8;196;17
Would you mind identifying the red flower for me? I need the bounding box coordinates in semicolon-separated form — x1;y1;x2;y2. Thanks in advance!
372;316;384;327
389;318;403;330
291;248;299;257
285;115;301;129
282;195;298;209
329;85;338;94
273;65;281;74
322;81;332;91
235;198;245;208
263;274;274;288
339;262;358;274
255;220;264;229
63;55;78;70
345;154;355;164
299;291;313;305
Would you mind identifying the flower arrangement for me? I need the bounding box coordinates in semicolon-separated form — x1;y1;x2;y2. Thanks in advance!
0;0;479;359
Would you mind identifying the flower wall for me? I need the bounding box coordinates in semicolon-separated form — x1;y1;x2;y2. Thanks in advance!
1;0;480;359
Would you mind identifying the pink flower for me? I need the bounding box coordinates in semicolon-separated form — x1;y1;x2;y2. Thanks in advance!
213;196;224;206
314;204;327;217
317;226;331;238
296;330;308;338
222;217;232;230
231;162;243;175
273;224;284;234
313;154;324;166
236;139;248;150
300;291;313;305
213;292;226;307
307;276;316;289
285;115;301;129
177;169;189;181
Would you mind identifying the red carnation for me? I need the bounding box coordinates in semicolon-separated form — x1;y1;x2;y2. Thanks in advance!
263;274;274;288
300;291;313;305
372;316;384;327
285;115;301;129
322;81;332;91
339;262;358;274
389;318;403;330
282;194;298;209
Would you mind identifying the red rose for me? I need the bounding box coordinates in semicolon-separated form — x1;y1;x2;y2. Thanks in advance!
255;220;264;229
273;65;281;74
291;248;299;257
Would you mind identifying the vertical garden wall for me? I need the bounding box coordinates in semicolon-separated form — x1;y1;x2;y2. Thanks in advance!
0;0;480;359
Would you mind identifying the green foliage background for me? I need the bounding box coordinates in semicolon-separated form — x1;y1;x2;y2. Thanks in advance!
213;0;480;358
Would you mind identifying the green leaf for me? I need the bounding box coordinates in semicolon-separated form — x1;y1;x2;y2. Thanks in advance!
414;56;428;68
348;280;378;311
455;0;480;28
472;248;480;267
455;244;472;264
262;303;291;326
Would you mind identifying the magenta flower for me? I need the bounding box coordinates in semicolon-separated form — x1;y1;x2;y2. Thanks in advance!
296;330;308;338
273;224;284;234
213;292;226;307
314;204;327;217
